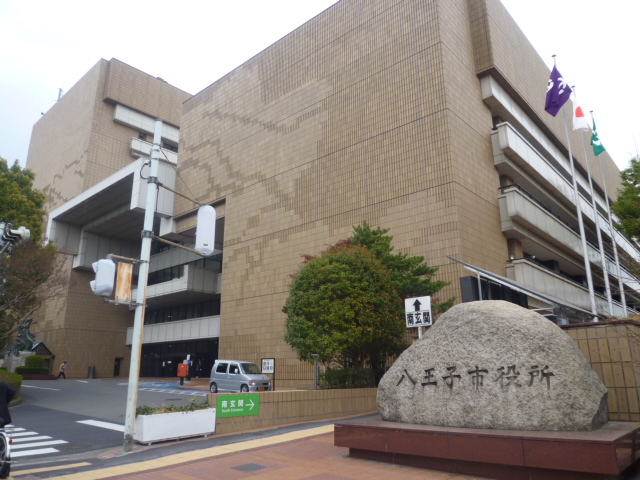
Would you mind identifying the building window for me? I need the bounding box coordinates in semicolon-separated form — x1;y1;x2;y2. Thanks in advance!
148;265;183;286
162;142;178;153
144;298;221;325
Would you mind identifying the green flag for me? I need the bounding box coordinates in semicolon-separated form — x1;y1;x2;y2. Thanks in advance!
591;119;606;156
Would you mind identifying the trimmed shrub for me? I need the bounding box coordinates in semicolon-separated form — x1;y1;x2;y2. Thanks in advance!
0;370;22;395
319;367;375;389
136;397;210;416
25;355;45;368
15;366;49;375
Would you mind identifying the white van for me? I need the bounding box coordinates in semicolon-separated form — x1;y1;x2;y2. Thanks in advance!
209;359;272;393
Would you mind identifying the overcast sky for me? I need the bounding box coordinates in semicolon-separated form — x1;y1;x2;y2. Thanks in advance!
1;1;638;172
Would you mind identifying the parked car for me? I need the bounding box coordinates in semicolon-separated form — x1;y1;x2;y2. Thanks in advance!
209;360;272;393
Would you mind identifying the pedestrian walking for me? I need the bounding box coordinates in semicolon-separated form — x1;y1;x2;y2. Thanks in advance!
195;359;204;378
57;361;67;379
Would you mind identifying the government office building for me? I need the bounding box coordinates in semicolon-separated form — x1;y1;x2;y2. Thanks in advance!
26;0;640;388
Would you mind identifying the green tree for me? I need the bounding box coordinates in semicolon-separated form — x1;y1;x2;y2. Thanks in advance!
0;157;45;242
0;241;65;340
0;156;66;341
283;245;406;386
283;223;454;386
612;157;640;243
350;222;455;312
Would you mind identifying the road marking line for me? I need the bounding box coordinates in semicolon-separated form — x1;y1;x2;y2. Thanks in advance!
45;425;335;480
12;440;68;449
11;447;60;458
21;385;60;391
140;387;206;396
77;420;124;432
12;436;52;442
12;462;92;476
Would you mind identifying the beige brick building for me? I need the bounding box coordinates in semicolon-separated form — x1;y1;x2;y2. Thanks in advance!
25;0;640;389
172;0;639;387
26;59;191;379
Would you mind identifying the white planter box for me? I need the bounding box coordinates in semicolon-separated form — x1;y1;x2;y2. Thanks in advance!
134;407;216;444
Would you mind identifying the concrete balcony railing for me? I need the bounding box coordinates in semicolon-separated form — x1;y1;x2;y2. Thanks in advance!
132;265;221;300
500;186;640;302
506;259;627;318
499;187;603;267
130;138;178;164
493;123;640;267
126;315;221;345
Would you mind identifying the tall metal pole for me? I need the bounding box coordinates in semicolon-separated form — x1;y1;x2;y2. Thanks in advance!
591;111;628;316
562;108;598;318
573;88;612;315
123;119;163;452
575;128;613;315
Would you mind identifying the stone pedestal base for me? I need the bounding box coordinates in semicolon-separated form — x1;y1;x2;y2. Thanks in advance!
334;418;640;480
3;351;34;372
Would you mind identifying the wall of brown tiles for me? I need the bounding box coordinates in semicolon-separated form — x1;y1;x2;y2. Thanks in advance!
563;321;640;422
103;59;188;128
30;258;133;379
27;60;105;212
28;58;190;213
26;58;189;378
176;0;513;387
207;388;378;435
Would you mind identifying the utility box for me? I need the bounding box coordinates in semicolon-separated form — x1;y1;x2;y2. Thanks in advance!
177;363;189;378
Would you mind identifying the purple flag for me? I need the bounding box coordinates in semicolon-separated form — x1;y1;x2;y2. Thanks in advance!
545;66;572;116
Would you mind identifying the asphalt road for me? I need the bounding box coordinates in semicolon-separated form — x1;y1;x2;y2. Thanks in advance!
17;379;204;422
10;378;207;468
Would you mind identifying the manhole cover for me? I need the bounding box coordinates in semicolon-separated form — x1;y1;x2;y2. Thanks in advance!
232;463;267;472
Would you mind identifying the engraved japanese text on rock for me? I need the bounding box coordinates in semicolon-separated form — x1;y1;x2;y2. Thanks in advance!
377;301;608;431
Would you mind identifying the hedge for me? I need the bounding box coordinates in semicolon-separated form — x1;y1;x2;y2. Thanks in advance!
15;366;49;375
25;355;45;368
0;370;22;395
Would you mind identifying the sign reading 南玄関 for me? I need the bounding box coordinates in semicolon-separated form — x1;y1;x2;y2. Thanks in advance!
404;296;432;328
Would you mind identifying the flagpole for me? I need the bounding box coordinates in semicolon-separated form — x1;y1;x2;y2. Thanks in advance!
562;108;598;319
591;111;628;316
573;88;613;316
548;56;597;319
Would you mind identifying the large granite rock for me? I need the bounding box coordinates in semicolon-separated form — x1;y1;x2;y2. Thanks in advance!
378;301;608;431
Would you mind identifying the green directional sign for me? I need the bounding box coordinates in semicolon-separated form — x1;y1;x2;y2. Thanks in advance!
217;394;261;418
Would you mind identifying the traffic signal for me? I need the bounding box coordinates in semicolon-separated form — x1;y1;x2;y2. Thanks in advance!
90;259;116;297
0;224;31;245
195;205;216;256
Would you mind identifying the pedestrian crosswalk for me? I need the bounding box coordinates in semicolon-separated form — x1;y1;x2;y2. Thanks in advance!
6;426;68;458
139;387;207;396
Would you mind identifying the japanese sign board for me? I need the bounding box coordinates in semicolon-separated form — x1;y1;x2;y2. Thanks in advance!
216;394;261;418
262;358;275;374
404;296;432;328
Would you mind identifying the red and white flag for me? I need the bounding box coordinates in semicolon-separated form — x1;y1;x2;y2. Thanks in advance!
573;104;591;131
